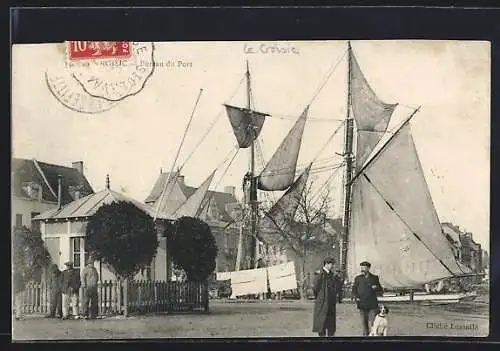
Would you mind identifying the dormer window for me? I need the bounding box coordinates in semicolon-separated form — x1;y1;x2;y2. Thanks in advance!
68;184;85;200
21;181;42;200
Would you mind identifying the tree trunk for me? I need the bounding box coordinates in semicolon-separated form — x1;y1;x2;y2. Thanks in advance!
300;258;307;300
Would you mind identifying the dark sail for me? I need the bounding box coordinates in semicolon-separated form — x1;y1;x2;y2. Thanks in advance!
224;104;268;148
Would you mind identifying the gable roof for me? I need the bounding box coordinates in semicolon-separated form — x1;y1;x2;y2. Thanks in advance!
12;158;94;204
442;222;462;246
34;188;160;221
145;172;238;223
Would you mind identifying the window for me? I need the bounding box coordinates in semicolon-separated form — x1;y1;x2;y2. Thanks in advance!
15;214;23;228
22;182;41;200
71;237;88;269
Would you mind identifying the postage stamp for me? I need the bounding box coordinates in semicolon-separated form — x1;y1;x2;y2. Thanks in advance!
67;41;132;61
45;41;155;113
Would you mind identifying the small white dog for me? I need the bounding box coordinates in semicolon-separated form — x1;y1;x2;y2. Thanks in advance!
369;305;390;336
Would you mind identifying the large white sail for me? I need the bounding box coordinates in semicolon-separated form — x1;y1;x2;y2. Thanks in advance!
350;49;398;169
347;124;470;289
257;107;309;191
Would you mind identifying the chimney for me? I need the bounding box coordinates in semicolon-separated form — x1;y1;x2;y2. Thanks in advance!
57;174;62;209
72;161;84;175
106;174;110;190
224;186;236;198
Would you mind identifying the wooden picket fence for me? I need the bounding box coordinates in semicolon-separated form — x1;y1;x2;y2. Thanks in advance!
15;280;209;317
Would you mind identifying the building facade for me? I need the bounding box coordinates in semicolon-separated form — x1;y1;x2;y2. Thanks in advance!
442;222;484;274
34;185;162;281
12;158;94;231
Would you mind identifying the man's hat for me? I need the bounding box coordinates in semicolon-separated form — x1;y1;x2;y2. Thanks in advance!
360;261;371;268
323;257;336;265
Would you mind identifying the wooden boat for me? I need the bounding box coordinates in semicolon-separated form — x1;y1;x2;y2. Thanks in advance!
378;291;477;304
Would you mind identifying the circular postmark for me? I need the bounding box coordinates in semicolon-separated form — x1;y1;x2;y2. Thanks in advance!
45;72;120;114
70;42;155;102
46;42;155;114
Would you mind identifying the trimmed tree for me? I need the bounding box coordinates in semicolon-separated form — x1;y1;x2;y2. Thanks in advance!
86;201;158;280
167;216;218;281
12;226;52;282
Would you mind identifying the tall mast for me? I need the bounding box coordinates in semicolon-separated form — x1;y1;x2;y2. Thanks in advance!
246;61;259;269
340;41;354;275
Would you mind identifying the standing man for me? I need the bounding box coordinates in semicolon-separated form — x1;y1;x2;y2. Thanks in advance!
334;269;344;303
61;261;81;320
351;261;384;336
47;264;63;318
81;258;99;319
312;257;337;337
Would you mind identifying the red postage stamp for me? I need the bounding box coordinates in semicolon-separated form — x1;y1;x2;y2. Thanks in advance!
67;41;132;60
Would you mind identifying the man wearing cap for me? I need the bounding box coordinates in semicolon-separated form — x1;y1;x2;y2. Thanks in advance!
351;261;384;336
61;261;81;319
81;258;99;319
312;257;338;337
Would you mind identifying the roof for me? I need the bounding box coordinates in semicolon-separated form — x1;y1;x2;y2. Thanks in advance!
442;223;462;246
145;172;238;223
190;188;236;222
12;158;94;204
34;188;160;221
144;172;180;203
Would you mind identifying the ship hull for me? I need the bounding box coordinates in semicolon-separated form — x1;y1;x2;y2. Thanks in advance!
376;291;477;304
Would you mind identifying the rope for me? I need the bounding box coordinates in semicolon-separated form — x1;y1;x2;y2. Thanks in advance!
308;48;348;107
268;114;344;123
310;162;344;207
362;173;458;276
312;120;346;162
201;147;241;217
182;75;246;167
154;89;203;221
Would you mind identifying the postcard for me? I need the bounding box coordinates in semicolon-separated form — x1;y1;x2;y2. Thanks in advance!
11;40;490;339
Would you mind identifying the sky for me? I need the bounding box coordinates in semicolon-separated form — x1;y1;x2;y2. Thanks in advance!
12;40;490;249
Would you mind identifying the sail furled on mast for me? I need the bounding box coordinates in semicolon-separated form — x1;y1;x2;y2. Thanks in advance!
257;107;309;191
347;124;469;289
260;163;312;233
170;171;215;219
350;49;398;169
224;104;269;148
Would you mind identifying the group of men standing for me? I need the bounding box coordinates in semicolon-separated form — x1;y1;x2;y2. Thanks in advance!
14;258;100;320
312;258;383;337
47;258;100;320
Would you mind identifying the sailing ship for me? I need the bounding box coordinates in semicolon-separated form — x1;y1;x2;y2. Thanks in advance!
155;41;479;303
220;41;478;303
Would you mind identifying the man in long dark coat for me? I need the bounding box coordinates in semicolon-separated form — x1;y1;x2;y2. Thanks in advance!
351;261;384;336
47;264;63;318
334;269;344;303
312;257;337;337
81;258;99;319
